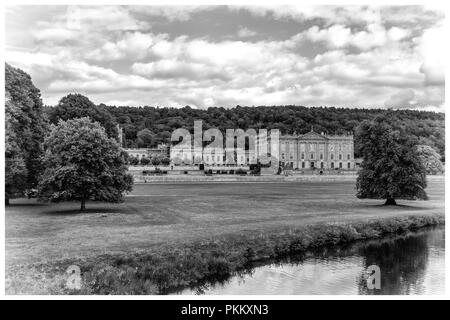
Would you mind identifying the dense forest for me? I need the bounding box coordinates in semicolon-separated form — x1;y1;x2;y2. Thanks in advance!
100;105;445;160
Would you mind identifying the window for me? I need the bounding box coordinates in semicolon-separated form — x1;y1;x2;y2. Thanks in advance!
217;156;220;161
347;154;350;160
302;162;305;168
331;154;334;160
290;154;293;160
339;162;343;169
310;153;314;159
282;153;285;159
206;156;209;161
301;153;305;159
331;162;334;169
339;154;342;160
320;162;324;169
320;153;323;160
347;162;351;169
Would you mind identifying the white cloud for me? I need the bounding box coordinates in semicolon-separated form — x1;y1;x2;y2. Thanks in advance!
237;27;257;38
416;23;445;86
33;25;79;42
232;5;383;25
64;6;150;31
301;23;411;50
5;5;445;110
129;6;214;21
86;32;167;61
6;50;164;96
131;59;229;81
233;5;444;27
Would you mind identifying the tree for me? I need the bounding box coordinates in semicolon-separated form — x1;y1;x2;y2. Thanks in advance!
5;107;28;205
136;128;155;148
160;157;171;166
129;156;140;165
37;117;133;211
416;145;444;174
356;117;427;205
172;156;182;165
104;105;444;159
140;157;151;165
151;156;161;166
5;64;47;194
48;94;118;140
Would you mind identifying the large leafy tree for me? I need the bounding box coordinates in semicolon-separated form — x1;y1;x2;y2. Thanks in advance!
5;105;28;204
5;63;47;199
416;145;444;175
356;117;427;205
38;117;133;211
48;94;118;140
136;128;155;148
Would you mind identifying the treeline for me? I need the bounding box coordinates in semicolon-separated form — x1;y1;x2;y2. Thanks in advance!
103;105;445;160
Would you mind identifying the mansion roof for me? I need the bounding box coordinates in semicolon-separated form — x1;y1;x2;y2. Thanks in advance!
280;130;353;141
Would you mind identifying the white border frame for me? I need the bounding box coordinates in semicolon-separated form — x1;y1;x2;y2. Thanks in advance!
1;0;448;300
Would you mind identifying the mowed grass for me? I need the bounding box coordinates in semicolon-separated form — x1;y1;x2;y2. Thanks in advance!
5;179;444;268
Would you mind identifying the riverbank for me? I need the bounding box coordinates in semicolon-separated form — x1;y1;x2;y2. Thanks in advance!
6;214;444;294
178;225;445;295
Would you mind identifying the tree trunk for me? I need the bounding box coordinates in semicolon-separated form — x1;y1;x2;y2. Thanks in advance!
384;197;397;206
5;197;10;206
80;199;86;211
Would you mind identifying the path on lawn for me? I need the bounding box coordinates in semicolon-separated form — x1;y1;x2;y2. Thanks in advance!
5;179;445;266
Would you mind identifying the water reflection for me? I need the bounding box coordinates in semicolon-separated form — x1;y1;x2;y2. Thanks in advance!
177;227;445;295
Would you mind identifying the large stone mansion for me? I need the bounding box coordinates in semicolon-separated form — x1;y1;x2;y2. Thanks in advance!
278;130;355;171
121;126;355;171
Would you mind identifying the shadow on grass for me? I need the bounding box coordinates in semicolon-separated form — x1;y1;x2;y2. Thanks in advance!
6;202;47;207
355;202;428;211
42;207;123;216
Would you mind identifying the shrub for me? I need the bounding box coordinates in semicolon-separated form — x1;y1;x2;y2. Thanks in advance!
140;157;151;165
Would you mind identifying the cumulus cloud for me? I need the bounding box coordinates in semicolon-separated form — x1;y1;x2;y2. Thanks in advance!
4;5;445;111
300;23;411;50
231;5;382;25
64;5;150;31
233;5;444;27
5;49;163;97
129;6;214;21
86;32;168;61
417;23;445;86
131;60;230;81
237;27;257;38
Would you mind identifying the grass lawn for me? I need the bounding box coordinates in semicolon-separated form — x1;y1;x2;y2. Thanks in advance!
6;179;445;268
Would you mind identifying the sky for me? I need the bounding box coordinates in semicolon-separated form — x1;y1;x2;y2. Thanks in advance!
5;5;446;111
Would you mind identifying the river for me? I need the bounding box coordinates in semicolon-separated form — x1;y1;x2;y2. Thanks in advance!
177;227;445;295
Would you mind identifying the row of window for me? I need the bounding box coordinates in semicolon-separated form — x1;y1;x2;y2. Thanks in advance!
204;156;257;162
281;153;352;160
291;162;351;169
